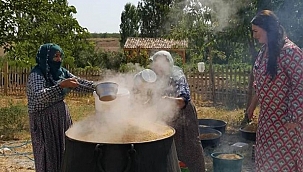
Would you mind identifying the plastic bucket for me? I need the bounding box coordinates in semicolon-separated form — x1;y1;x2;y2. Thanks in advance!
197;62;205;72
211;152;244;172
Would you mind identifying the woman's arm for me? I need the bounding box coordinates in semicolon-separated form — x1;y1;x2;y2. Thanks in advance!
27;72;64;104
66;70;95;93
164;76;190;109
282;47;303;123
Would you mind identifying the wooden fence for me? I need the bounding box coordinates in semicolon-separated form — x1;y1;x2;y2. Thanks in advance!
0;62;252;108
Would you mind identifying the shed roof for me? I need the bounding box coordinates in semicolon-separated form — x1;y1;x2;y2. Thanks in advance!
124;37;188;49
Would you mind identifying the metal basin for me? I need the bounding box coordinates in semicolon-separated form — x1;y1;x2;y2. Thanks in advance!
239;127;256;141
95;82;118;101
199;127;222;148
198;119;227;134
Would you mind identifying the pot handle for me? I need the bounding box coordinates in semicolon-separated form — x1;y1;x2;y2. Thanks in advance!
124;144;137;172
93;144;106;172
93;144;137;172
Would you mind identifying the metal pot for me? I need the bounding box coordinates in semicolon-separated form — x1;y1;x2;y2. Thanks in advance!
199;127;222;148
61;124;181;172
79;82;118;101
95;82;118;101
239;127;256;141
198;119;227;134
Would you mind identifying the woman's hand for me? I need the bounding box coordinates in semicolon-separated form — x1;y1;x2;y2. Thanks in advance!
247;105;255;120
247;95;258;120
59;78;79;88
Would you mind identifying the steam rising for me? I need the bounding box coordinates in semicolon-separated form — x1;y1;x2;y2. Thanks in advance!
170;0;248;32
67;72;179;143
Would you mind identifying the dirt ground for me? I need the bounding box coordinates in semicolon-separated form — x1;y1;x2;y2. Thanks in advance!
0;108;255;172
0;140;35;172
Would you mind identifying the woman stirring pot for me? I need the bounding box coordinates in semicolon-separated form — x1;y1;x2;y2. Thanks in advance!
148;50;206;172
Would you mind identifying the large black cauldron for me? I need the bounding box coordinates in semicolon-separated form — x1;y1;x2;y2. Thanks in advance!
61;126;180;172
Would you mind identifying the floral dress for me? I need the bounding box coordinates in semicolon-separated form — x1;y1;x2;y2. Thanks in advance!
253;39;303;172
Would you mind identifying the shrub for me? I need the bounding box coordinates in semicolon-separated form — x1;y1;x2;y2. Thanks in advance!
0;103;28;140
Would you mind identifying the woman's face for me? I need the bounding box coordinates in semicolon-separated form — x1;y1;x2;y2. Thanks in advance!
151;56;171;76
53;51;62;62
252;24;268;44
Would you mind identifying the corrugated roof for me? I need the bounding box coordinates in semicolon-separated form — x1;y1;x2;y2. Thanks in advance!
124;37;188;49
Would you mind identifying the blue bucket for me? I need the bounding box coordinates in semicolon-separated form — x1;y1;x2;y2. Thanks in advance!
211;152;244;172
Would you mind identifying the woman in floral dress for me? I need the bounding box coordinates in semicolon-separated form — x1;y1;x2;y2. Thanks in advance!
247;10;303;172
26;43;95;172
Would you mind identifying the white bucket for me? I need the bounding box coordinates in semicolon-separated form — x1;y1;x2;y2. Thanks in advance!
134;69;157;88
198;62;205;72
93;87;130;113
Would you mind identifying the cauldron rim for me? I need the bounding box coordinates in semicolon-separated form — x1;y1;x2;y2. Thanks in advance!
211;152;244;161
198;118;227;127
65;125;176;144
199;127;222;141
239;127;256;134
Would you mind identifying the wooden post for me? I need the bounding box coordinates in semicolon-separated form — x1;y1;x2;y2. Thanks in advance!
209;47;216;104
182;50;186;64
3;60;8;95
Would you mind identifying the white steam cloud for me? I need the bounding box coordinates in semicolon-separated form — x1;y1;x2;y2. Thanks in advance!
170;0;249;32
67;71;179;143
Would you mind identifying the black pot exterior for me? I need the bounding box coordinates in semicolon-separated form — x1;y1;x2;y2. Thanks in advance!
198;119;227;134
61;135;180;172
239;128;256;141
199;127;222;148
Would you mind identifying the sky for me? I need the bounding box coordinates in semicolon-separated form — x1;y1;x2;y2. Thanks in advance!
68;0;140;33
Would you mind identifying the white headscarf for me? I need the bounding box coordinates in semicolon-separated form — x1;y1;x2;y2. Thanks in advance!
150;50;185;81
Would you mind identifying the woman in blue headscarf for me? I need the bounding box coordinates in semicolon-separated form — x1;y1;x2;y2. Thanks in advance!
26;43;95;172
149;50;205;172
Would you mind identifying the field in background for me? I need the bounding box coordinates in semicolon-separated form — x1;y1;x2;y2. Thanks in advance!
0;38;121;58
88;38;121;52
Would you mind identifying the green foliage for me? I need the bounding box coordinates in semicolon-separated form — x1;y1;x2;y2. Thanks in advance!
125;50;150;68
0;0;93;64
0;103;28;140
120;3;140;47
138;0;174;37
75;50;126;71
119;63;143;73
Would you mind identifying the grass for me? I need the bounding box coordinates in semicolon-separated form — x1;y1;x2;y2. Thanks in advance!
0;95;95;140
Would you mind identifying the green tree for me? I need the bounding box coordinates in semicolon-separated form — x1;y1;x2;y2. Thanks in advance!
0;0;93;64
138;0;174;37
119;3;140;47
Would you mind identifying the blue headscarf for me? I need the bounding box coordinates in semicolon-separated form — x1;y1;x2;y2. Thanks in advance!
31;43;70;87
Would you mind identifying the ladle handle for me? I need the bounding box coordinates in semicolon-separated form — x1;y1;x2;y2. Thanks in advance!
78;83;95;91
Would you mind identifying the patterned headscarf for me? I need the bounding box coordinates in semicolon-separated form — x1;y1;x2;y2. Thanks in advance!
33;43;69;86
